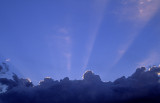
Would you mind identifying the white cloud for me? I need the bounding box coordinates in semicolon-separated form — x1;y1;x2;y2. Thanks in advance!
5;59;10;62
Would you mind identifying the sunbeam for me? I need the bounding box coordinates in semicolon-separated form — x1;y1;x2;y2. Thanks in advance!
111;0;160;68
82;0;108;71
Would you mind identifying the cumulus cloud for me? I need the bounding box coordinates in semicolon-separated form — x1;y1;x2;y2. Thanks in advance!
1;65;160;103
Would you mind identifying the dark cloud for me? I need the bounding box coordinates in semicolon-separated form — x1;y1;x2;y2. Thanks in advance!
0;66;160;103
83;71;101;82
0;62;9;74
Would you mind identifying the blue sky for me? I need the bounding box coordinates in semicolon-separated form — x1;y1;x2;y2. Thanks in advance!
0;0;160;84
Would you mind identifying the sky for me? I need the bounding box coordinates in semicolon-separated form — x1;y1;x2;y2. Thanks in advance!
0;0;160;84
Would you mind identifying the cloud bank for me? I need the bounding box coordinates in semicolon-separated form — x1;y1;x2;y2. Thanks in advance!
0;64;160;103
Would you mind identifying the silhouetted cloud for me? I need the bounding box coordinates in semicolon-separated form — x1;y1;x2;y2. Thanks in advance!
0;62;9;74
0;65;160;103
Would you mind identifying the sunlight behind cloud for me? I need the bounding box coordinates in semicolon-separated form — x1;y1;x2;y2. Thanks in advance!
138;51;160;67
82;0;108;70
1;0;160;91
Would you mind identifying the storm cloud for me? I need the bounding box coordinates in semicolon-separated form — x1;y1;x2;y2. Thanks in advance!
0;64;160;103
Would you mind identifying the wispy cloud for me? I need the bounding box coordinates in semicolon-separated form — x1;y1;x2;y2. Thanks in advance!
5;58;10;62
49;27;72;72
112;0;160;66
119;0;160;23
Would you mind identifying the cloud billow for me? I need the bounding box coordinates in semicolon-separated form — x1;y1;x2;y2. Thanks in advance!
0;62;9;74
0;64;160;103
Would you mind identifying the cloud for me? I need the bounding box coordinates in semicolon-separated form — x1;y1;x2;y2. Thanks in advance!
1;64;160;102
83;71;101;82
112;0;160;67
5;59;10;62
50;31;72;71
118;0;160;23
0;62;9;74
